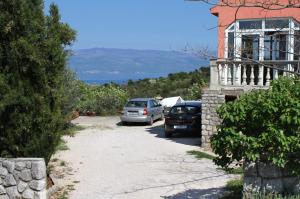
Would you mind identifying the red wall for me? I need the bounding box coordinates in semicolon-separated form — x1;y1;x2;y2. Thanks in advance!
211;1;300;58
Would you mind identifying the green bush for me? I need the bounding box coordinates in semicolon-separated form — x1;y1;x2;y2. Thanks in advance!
0;1;75;164
211;77;300;175
76;83;129;115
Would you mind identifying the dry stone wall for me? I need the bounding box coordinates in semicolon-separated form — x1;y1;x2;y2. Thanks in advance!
244;162;300;194
201;89;225;149
0;158;46;199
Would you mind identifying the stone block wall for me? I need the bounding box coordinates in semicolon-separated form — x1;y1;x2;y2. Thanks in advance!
0;158;46;199
201;89;225;149
244;162;300;194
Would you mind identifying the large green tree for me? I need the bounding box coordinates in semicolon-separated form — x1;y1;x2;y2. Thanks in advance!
0;0;75;163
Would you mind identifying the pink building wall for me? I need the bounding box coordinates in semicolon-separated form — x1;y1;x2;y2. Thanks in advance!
211;0;300;59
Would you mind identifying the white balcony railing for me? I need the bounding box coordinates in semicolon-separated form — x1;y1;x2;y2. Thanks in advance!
210;60;299;89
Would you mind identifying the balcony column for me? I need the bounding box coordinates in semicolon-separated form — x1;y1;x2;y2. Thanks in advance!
223;64;228;85
235;63;241;86
227;65;232;85
266;67;271;86
250;65;255;86
273;65;279;80
218;63;223;85
242;65;247;85
258;65;264;86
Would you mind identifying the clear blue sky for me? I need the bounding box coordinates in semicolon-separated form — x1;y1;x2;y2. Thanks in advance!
44;0;217;51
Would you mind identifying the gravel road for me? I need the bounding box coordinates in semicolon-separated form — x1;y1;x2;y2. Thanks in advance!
51;116;237;199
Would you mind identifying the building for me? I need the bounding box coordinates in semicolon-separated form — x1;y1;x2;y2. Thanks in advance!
201;0;300;149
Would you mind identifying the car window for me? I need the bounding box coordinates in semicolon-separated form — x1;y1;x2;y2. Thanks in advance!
170;106;200;115
149;100;155;108
126;101;147;108
153;100;159;107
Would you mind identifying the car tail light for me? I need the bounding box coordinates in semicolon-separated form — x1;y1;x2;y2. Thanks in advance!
143;108;148;115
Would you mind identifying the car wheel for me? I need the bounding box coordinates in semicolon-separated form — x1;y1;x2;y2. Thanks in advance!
148;117;154;126
164;130;172;138
164;124;172;138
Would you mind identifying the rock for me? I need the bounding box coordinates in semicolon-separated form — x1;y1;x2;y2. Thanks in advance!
17;180;28;193
0;185;6;194
15;162;26;171
0;178;2;185
2;161;14;173
12;170;20;184
34;190;46;199
26;162;32;169
262;178;283;192
22;188;34;199
20;169;32;182
3;174;16;187
243;176;261;192
258;162;282;178
29;180;46;191
6;186;21;199
0;195;9;199
31;161;46;180
244;162;257;177
0;168;8;178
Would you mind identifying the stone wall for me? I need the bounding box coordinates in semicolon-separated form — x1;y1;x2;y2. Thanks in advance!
0;158;46;199
244;162;300;194
201;89;225;149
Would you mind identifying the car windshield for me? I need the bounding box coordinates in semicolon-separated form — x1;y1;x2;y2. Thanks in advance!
170;106;200;115
126;101;147;108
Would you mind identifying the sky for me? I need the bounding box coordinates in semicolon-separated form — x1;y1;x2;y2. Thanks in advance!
44;0;217;51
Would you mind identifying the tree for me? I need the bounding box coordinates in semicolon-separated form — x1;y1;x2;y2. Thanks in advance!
211;77;300;175
0;0;76;164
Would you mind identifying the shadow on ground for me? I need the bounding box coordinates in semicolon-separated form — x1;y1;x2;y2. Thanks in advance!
146;124;202;147
161;187;225;199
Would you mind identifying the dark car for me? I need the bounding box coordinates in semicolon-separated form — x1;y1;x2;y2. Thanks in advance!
164;101;201;138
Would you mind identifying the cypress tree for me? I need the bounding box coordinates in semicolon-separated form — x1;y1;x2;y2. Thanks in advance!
0;0;76;163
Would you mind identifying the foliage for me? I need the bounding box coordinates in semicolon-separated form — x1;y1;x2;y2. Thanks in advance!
61;68;82;118
124;67;209;100
221;178;243;199
187;150;215;160
211;77;300;175
76;83;128;115
0;1;75;164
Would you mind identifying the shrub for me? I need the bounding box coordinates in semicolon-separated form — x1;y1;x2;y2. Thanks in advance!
0;1;75;164
76;84;129;115
211;77;300;175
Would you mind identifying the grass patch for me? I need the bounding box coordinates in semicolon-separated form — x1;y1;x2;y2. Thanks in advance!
63;124;86;137
58;190;69;199
221;178;243;199
219;167;244;175
187;150;215;160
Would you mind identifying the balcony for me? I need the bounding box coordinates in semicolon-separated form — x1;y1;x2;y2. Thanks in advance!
209;59;299;91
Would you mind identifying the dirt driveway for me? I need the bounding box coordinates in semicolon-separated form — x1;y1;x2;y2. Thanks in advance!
50;116;236;199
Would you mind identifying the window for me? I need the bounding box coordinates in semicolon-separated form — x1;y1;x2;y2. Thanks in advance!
170;106;201;115
265;19;289;29
126;101;147;108
264;32;288;60
295;30;300;61
227;32;234;59
242;35;260;60
239;20;262;29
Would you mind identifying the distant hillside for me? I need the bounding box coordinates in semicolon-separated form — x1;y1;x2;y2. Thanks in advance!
68;48;209;83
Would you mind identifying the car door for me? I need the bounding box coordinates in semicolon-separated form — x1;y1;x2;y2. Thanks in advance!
152;100;161;119
149;100;157;119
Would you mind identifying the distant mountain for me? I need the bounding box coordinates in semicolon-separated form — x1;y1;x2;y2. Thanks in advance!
68;48;209;84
